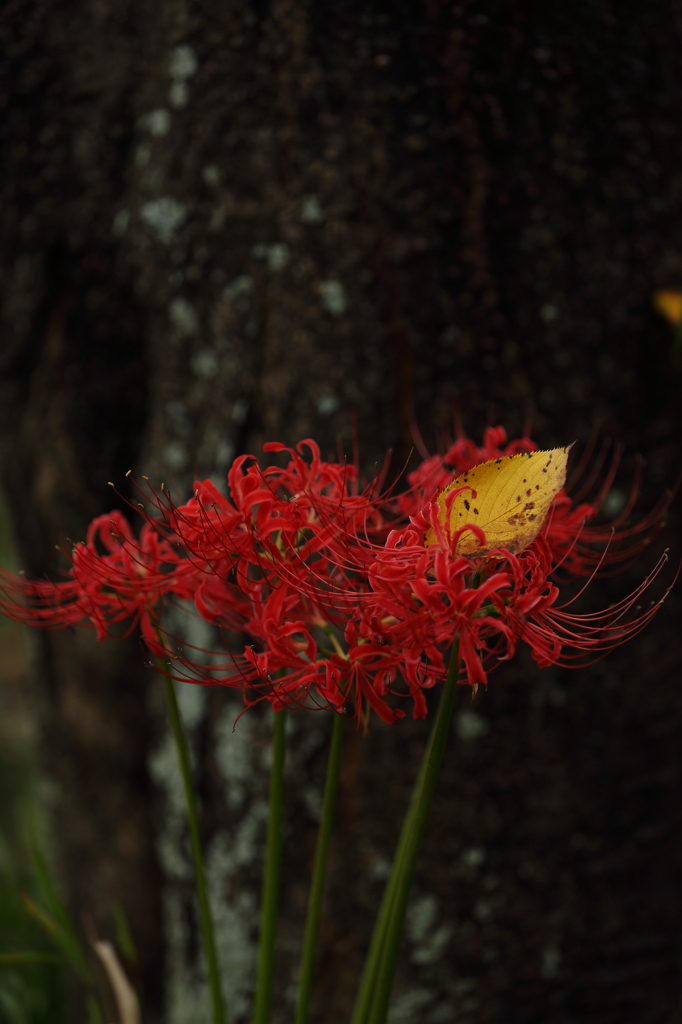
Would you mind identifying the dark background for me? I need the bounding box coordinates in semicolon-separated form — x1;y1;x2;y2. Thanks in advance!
1;1;682;1022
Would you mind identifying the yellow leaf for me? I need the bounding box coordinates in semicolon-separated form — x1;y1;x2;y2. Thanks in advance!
653;289;682;325
425;446;572;557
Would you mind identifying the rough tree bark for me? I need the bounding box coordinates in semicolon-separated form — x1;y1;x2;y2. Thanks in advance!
1;2;682;1023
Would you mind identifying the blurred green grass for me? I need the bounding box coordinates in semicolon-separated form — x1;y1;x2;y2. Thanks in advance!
0;491;67;1024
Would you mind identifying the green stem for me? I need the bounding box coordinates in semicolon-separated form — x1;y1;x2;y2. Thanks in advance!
252;709;287;1024
160;666;227;1024
348;821;407;1024
351;639;461;1024
294;711;346;1024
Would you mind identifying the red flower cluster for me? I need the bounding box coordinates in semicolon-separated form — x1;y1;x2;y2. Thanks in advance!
400;426;670;576
0;511;196;655
151;440;395;719
0;427;671;724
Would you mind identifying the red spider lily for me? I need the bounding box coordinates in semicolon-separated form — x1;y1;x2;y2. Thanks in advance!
0;511;198;655
350;524;513;695
353;495;671;695
132;441;391;643
170;608;415;725
399;425;673;578
499;535;672;666
0;439;407;723
164;571;413;725
0;430;671;726
164;430;672;721
149;441;411;723
144;440;382;584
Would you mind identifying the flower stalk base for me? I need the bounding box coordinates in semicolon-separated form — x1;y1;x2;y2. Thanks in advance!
252;709;287;1024
294;710;346;1024
352;639;461;1024
160;662;227;1024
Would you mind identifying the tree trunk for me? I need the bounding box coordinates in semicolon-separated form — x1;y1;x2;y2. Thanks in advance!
1;2;681;1022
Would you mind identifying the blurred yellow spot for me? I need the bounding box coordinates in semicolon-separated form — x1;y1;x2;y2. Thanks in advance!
653;289;682;325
